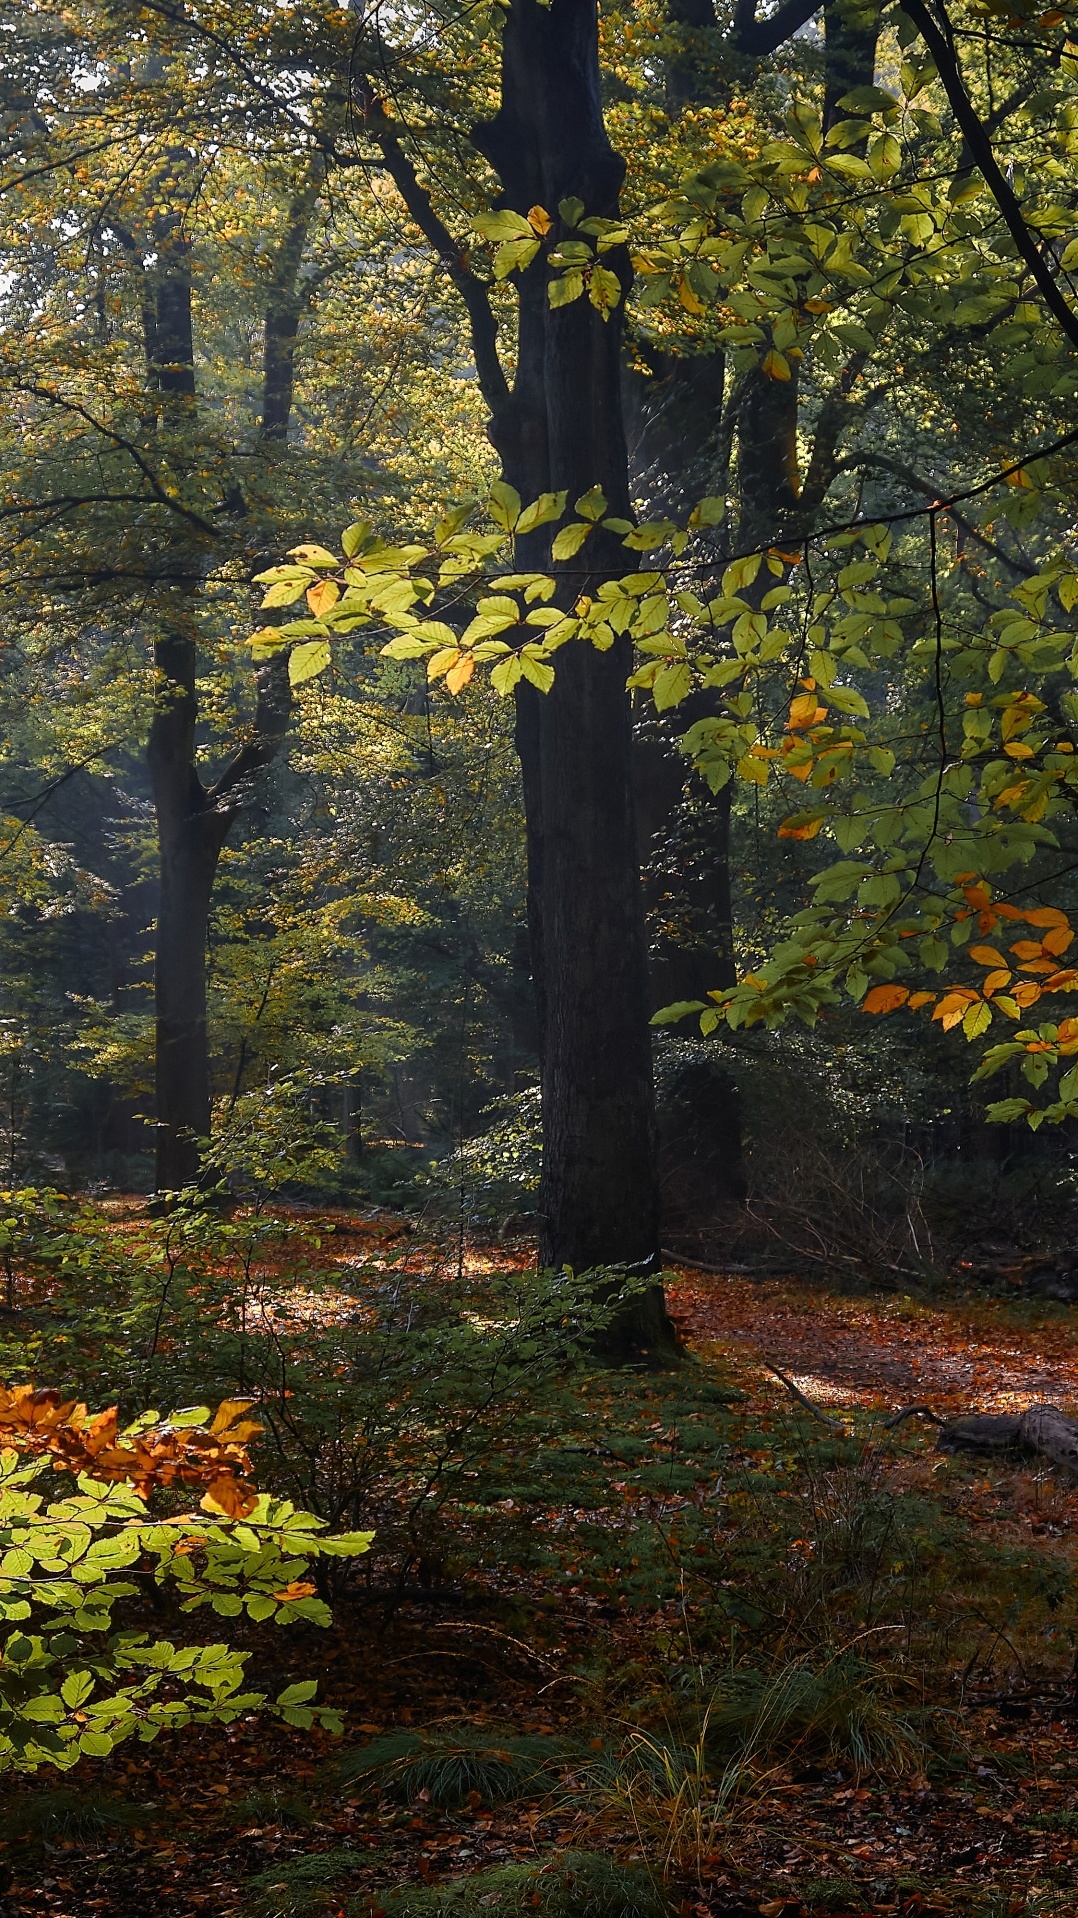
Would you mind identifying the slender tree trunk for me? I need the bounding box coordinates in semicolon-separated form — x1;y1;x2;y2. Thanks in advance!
474;0;674;1355
625;342;746;1233
142;178;312;1191
148;628;229;1188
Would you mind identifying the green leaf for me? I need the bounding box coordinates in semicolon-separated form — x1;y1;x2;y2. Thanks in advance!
490;655;523;697
474;209;535;243
653;662;692;712
488;481;522;532
650;1001;707;1026
516;491;567;534
689;496;724;528
60;1670;94;1708
548;271;585;308
276;1680;318;1706
289;641;331;687
551;522;592;560
520;655;555;692
576;488;608;522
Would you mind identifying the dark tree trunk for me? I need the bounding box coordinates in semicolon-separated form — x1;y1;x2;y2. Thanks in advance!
473;0;674;1356
142;187;308;1191
148;628;230;1189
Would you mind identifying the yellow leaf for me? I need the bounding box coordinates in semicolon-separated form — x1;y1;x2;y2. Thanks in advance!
863;984;909;1013
909;991;936;1009
677;275;706;315
762;349;792;381
527;204;552;236
444;654;476;695
963;1000;993;1040
427;647;461;681
968;944;1007;967
1003;740;1036;759
288;544;339;566
306;579;340;617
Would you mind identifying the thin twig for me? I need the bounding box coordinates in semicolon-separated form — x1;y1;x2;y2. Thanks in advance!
762;1361;847;1431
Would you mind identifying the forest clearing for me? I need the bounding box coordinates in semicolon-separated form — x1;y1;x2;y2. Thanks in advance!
8;0;1078;1911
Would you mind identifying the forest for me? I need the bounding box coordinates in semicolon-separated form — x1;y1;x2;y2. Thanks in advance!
4;0;1078;1912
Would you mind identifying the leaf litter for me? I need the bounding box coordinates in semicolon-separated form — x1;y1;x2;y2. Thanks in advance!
3;1214;1078;1918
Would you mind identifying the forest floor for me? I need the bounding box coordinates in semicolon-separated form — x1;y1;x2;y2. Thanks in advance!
4;1211;1078;1918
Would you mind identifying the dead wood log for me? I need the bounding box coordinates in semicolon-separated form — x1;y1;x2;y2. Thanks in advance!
936;1404;1078;1473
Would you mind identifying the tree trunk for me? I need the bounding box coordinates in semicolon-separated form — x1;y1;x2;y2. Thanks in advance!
148;628;229;1190
473;0;674;1357
625;340;746;1235
141;180;310;1191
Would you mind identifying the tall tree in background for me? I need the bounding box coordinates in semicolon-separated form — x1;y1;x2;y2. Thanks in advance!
355;0;674;1352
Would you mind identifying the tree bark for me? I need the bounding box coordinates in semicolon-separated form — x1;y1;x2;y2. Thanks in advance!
472;0;674;1356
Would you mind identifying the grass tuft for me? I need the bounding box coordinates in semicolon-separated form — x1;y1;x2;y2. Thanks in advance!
328;1724;566;1809
380;1850;671;1917
245;1847;365;1918
0;1788;155;1845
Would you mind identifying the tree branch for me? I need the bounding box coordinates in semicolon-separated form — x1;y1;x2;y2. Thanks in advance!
351;79;510;420
732;0;822;58
842;449;1035;575
900;0;1078;352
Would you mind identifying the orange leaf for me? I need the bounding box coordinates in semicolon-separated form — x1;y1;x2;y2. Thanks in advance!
1042;923;1074;955
982;969;1012;996
201;1475;259;1519
272;1581;316;1602
862;984;909;1014
908;991;936;1009
1011;981;1042;1006
968;944;1007;967
1024;906;1070;928
788;693;827;730
1043;968;1078;991
1010;940;1046;961
777;814;825;839
963;884;991;910
445;654;476;695
932;989;979;1028
527;204;552;236
306;579;340;618
209;1398;260;1437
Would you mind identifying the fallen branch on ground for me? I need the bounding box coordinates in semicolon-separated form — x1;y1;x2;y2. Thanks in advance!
937;1403;1078;1473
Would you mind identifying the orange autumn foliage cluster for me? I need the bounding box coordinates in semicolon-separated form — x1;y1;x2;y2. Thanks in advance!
862;883;1078;1040
0;1385;261;1517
